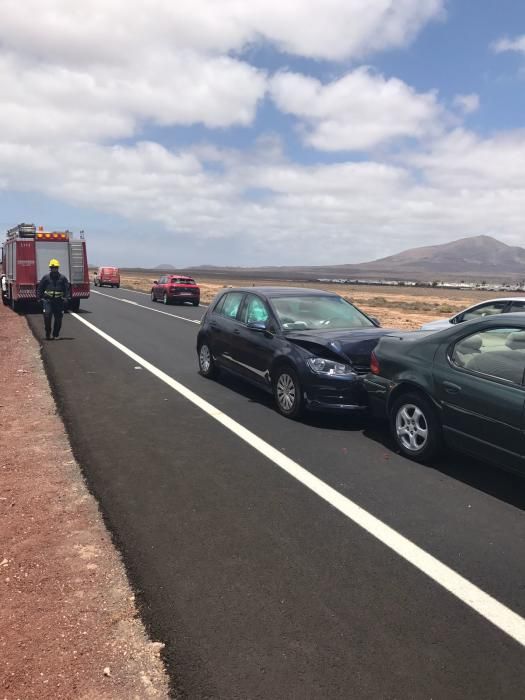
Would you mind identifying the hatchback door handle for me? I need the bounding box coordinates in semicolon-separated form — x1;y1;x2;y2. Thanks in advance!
233;329;241;335
443;381;461;394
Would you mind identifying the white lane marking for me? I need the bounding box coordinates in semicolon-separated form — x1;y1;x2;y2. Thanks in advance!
71;312;525;649
91;289;201;324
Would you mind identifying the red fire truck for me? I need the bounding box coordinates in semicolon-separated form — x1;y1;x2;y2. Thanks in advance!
1;223;90;311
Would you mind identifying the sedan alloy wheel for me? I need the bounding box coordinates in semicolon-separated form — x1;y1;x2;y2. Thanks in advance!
390;392;440;462
395;404;428;452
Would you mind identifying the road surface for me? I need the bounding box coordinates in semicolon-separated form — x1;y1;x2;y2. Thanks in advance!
27;286;525;699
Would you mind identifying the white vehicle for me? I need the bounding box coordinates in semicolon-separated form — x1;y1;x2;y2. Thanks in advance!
421;297;525;331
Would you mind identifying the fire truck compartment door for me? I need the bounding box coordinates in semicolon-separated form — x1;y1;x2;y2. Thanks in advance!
35;242;71;281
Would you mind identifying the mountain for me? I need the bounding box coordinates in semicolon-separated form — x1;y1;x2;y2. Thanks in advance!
354;235;525;278
177;235;525;282
153;264;177;270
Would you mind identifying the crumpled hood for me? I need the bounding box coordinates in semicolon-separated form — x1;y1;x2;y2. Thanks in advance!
285;327;393;368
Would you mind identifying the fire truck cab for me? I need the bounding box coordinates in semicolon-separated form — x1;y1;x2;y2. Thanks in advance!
1;223;90;311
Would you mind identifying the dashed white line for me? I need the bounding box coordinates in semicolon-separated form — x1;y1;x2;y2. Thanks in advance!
91;289;201;324
71;311;525;649
91;285;208;307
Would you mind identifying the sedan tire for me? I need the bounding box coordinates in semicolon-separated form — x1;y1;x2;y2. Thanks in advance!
390;391;440;463
274;367;303;419
198;342;218;379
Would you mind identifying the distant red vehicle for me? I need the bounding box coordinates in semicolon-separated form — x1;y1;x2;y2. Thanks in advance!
94;266;120;288
151;274;200;306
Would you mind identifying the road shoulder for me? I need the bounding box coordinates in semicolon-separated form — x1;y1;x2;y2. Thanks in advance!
0;304;169;699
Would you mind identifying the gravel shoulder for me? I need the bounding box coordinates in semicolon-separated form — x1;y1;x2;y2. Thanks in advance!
0;303;169;699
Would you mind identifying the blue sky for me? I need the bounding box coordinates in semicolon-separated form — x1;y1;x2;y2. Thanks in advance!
1;1;525;267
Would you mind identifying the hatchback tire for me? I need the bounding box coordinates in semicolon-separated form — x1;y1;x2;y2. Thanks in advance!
151;290;156;302
163;293;169;305
274;367;303;419
390;391;440;463
198;343;218;379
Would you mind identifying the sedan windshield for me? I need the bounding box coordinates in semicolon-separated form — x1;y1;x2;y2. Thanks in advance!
271;295;374;331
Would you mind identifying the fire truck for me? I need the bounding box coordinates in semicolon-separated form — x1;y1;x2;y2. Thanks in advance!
1;223;90;311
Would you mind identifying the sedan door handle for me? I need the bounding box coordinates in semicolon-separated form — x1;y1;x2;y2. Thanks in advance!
443;381;461;394
210;322;220;332
233;329;241;335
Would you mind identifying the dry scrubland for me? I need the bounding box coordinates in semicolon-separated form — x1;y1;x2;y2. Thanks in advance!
116;271;525;330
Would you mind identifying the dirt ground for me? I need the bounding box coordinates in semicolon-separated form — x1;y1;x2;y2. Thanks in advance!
118;272;522;330
0;303;169;699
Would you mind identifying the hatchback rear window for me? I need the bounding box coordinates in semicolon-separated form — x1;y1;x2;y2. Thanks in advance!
171;277;195;285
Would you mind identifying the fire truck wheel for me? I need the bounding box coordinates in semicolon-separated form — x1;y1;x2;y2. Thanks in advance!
10;297;20;312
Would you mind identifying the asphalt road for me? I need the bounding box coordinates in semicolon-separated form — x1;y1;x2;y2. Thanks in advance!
26;286;525;699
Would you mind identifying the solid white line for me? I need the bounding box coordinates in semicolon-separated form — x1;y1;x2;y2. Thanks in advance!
70;312;525;648
91;288;201;324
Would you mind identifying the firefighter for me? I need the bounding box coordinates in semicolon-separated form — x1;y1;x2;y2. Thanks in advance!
37;259;71;340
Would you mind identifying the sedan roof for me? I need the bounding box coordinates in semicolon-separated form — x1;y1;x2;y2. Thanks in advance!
220;286;339;298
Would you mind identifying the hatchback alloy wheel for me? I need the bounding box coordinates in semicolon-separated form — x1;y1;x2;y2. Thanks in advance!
274;368;303;419
199;343;218;379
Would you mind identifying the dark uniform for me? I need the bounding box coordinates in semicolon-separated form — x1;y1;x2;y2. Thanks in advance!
37;271;71;339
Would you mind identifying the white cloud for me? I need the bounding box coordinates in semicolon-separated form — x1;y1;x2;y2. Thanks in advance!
270;68;442;151
453;93;480;115
491;34;525;54
2;129;525;266
0;51;267;145
9;0;525;267
0;0;445;63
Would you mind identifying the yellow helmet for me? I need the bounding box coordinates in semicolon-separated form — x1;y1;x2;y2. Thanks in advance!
49;258;60;268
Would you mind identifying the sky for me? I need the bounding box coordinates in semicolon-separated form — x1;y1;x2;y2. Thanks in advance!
1;0;525;268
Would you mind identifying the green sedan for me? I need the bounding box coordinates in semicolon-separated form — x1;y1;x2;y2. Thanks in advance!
364;314;525;475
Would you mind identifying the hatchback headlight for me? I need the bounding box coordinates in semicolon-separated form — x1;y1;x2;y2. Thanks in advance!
306;357;355;376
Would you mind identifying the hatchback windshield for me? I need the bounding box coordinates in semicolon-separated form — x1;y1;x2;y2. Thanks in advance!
271;295;375;331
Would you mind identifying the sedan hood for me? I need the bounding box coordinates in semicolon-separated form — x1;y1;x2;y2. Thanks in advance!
420;318;453;331
285;327;392;369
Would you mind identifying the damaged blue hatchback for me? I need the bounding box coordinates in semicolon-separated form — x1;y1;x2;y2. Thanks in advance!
197;287;392;418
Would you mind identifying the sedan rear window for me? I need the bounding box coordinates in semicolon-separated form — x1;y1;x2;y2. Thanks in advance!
452;327;525;384
272;295;374;331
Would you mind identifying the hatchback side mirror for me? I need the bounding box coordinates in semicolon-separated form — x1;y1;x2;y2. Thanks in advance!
370;316;381;327
153;280;158;284
247;321;267;332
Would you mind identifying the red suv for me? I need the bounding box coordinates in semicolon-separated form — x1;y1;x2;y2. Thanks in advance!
151;275;200;306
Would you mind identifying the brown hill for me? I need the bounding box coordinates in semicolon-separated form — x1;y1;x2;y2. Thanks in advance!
355;235;525;277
